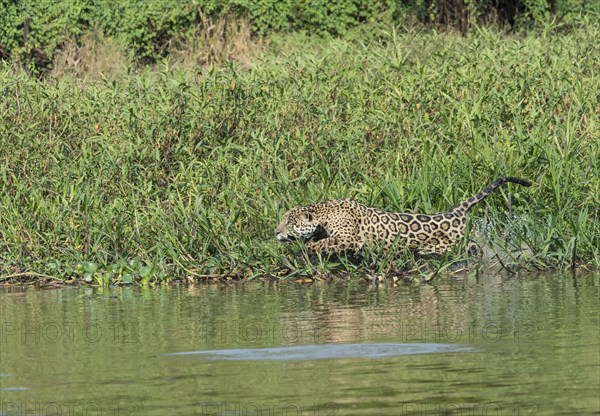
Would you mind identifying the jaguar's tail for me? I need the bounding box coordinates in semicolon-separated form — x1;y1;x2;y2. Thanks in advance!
456;177;531;213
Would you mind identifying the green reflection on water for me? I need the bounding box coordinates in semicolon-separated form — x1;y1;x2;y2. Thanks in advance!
1;272;598;415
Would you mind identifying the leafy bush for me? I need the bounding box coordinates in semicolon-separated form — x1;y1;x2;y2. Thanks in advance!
292;0;396;36
90;0;199;62
0;0;90;58
1;0;596;68
230;0;293;34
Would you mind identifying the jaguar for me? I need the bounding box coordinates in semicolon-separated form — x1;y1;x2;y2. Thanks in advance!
275;177;531;256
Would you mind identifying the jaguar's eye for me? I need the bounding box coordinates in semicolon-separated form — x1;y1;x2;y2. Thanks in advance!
302;212;312;222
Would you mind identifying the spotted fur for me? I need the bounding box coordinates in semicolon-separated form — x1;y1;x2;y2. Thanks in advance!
275;177;531;256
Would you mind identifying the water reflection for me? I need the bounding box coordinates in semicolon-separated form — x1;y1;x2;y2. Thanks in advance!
0;272;598;415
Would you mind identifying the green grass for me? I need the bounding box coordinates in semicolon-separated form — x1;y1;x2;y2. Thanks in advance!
0;19;598;284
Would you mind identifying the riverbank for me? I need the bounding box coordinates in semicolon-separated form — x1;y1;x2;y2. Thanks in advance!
1;19;598;284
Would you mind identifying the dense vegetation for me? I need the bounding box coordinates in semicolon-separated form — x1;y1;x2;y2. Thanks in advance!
0;12;598;283
1;0;597;70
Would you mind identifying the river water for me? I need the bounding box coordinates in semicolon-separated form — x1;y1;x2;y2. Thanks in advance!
1;272;598;415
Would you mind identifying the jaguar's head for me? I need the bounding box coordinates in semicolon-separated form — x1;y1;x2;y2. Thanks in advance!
275;206;320;243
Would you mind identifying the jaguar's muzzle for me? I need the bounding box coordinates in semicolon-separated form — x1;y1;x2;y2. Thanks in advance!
275;230;296;243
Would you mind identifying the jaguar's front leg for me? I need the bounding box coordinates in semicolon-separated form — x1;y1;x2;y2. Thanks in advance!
305;237;362;255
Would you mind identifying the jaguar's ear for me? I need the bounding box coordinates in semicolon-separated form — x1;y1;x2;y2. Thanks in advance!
302;212;313;222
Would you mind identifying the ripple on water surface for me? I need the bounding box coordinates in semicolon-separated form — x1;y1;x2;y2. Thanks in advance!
164;342;476;361
0;373;29;391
